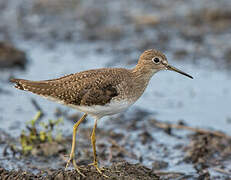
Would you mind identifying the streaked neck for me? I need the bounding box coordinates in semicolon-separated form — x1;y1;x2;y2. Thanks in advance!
131;64;159;80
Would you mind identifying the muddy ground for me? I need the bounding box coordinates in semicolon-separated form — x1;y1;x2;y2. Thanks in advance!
1;109;231;179
1;0;231;179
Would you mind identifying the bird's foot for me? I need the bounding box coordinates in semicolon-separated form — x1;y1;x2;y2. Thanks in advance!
73;159;86;177
65;155;86;177
88;162;109;178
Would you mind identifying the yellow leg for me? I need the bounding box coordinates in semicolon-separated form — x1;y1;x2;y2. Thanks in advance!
90;118;100;169
89;118;108;178
65;113;87;176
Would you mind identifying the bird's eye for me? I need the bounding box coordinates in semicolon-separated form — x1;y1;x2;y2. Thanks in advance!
152;57;160;64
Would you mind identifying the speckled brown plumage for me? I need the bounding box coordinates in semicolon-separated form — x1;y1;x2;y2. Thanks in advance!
11;68;135;106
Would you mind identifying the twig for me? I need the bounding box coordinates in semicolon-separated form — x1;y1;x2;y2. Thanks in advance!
153;171;186;179
151;119;231;139
154;170;185;176
109;139;136;159
31;98;44;118
213;167;231;175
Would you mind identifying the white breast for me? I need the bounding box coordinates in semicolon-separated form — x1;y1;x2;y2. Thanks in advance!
75;99;134;119
42;95;135;119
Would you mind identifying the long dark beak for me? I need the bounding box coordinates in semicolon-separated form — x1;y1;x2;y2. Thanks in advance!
166;64;193;79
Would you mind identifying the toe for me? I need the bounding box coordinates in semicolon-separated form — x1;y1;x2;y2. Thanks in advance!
88;163;109;178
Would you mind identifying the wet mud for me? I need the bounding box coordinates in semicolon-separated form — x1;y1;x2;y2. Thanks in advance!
1;110;231;179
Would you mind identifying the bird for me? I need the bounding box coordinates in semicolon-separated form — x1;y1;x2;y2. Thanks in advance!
10;49;193;177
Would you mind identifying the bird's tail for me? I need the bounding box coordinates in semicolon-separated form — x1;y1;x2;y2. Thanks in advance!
10;78;52;97
10;78;29;91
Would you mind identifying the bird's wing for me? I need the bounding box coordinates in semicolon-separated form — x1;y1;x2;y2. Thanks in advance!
11;68;128;106
79;82;118;106
57;72;121;106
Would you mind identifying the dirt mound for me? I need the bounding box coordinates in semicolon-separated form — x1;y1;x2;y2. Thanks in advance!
0;162;159;180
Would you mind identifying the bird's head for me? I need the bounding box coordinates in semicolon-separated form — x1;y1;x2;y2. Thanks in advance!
137;49;193;79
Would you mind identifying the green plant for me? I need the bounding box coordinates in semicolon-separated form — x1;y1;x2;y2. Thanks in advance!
20;111;64;155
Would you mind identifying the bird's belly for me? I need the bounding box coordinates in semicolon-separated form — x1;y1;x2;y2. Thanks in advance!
75;99;134;118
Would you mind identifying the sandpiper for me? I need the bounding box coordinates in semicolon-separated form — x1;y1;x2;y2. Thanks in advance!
11;49;193;176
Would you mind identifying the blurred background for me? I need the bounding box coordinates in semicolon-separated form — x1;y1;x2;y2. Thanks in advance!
0;0;231;178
